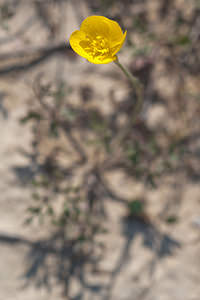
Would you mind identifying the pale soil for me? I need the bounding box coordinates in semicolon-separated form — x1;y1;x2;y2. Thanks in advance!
0;1;200;300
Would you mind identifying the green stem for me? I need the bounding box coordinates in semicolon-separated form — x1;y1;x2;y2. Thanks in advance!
114;57;143;123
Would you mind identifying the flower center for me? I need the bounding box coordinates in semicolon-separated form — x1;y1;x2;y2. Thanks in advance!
80;35;110;59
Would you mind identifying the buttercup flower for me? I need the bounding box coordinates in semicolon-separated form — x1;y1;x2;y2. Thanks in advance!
69;16;127;64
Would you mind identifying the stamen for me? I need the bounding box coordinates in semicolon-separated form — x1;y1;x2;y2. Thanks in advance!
80;35;110;59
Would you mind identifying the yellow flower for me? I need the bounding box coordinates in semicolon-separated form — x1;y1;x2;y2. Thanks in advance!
69;16;127;64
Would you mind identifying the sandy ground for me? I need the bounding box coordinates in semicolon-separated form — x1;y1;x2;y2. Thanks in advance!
0;1;200;299
0;101;200;300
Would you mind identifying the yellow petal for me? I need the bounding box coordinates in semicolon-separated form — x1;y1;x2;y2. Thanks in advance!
69;30;90;59
110;30;127;56
87;55;117;64
80;16;110;38
103;17;124;44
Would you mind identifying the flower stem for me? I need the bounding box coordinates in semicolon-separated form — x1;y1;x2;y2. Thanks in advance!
114;57;143;123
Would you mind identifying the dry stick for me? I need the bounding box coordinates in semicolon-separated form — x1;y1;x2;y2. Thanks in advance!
114;56;144;123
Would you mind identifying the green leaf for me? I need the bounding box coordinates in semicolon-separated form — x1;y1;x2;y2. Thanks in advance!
49;121;59;137
146;173;157;188
20;111;42;123
47;206;54;216
166;215;178;224
127;143;141;165
32;192;40;201
173;34;191;46
128;200;144;216
53;82;66;102
64;207;70;217
24;217;33;225
28;206;41;214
